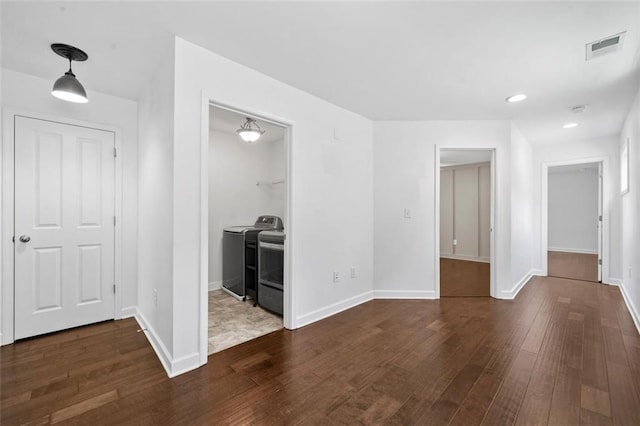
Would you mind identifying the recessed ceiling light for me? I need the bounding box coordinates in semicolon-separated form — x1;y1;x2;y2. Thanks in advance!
506;94;527;103
563;123;579;129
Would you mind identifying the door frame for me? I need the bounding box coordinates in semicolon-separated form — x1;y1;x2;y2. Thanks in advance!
434;146;497;298
199;93;294;366
1;109;124;345
541;156;608;282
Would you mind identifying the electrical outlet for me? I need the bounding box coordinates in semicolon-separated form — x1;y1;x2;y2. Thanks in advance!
351;267;357;278
453;239;458;246
333;271;340;283
153;288;158;308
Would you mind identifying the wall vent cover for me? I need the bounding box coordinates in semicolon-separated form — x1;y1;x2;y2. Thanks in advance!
586;32;626;60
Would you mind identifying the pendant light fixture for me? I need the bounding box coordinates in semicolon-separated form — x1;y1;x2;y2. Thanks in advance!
236;117;265;143
51;43;89;103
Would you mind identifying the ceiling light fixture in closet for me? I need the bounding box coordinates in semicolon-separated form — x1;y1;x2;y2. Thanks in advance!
50;43;89;103
505;94;527;103
237;117;265;142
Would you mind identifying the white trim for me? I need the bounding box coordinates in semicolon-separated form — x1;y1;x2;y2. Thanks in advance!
120;306;137;319
497;269;536;299
170;352;202;378
547;247;598;255
296;291;373;328
619;281;640;335
208;281;222;291
541;157;609;281
440;254;490;263
373;290;437;299
199;92;296;368
199;94;209;367
435;146;497;299
606;278;622;286
1;109;124;345
133;308;172;377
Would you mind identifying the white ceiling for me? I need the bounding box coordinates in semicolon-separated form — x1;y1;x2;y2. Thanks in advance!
209;106;285;144
2;1;639;145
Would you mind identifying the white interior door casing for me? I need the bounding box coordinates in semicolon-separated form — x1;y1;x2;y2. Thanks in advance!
14;117;116;339
598;163;603;281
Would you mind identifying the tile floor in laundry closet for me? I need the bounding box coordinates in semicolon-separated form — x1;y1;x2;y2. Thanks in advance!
208;289;283;355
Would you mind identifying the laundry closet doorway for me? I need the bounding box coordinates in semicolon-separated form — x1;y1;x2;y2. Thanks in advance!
205;105;290;355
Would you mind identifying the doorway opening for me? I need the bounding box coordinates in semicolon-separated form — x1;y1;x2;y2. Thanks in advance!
206;105;288;355
546;162;602;282
436;148;495;297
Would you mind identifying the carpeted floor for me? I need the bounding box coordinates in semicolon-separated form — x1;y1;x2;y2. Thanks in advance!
208;289;283;355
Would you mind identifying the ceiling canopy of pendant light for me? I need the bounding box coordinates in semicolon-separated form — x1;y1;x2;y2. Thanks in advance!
236;117;265;142
51;43;89;103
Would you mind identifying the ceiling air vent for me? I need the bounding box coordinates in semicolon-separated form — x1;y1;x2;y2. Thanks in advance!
586;32;626;61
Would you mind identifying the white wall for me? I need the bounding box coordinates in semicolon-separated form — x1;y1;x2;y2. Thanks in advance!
548;169;599;253
373;120;519;298
620;87;640;329
532;135;622;283
510;124;534;287
136;51;175;364
172;37;374;371
208;129;284;287
1;68;138;341
0;7;3;343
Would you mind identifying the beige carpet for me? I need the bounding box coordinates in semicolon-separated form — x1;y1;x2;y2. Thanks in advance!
208;289;283;355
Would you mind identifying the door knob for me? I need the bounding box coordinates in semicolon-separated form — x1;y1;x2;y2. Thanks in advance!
19;235;31;243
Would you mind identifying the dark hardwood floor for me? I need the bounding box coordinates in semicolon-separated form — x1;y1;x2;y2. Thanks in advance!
548;251;599;282
440;258;490;297
3;276;640;425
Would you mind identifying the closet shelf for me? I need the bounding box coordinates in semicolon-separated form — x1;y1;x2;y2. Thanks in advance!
256;178;285;186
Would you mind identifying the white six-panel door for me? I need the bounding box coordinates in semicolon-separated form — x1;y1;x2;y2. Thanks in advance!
14;116;115;339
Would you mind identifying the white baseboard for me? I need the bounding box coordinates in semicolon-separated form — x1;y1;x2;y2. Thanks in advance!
208;281;222;291
440;254;490;263
619;281;640;335
373;290;437;299
296;291;373;328
132;308;200;378
170;352;202;377
497;269;536;300
548;247;598;255
606;278;622;286
120;306;137;319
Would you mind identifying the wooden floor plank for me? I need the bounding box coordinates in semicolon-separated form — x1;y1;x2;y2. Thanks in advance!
2;277;640;425
548;251;599;282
